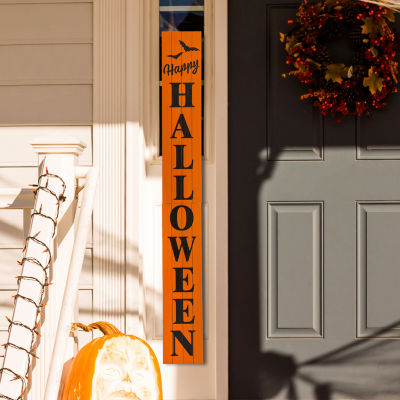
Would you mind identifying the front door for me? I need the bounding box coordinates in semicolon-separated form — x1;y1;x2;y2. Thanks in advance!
229;1;400;399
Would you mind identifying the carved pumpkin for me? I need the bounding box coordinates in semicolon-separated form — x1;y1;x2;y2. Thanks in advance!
61;321;162;400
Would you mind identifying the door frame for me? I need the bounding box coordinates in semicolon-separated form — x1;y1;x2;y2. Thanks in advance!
124;0;229;398
213;0;229;398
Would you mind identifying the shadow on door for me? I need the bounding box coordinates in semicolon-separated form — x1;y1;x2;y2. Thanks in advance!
228;1;400;399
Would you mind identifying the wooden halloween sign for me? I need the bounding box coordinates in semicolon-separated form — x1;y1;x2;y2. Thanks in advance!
162;31;203;364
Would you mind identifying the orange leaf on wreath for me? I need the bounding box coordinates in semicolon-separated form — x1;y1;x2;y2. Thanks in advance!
363;67;383;94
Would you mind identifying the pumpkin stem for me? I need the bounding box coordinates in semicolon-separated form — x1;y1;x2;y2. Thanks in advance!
71;321;122;336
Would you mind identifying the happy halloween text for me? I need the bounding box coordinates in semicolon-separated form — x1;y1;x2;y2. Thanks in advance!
162;32;203;365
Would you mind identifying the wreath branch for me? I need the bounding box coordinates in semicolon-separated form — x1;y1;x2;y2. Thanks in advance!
281;0;399;119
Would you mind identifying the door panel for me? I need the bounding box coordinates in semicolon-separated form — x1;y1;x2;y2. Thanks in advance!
267;5;324;161
265;202;323;338
357;98;400;159
229;0;400;399
357;202;400;338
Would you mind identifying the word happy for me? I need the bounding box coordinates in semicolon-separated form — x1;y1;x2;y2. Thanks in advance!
163;59;200;76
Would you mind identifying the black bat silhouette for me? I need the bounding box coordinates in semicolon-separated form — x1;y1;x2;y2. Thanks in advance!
168;52;183;59
179;40;200;52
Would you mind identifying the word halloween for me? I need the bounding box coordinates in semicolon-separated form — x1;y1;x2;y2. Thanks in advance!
162;31;203;365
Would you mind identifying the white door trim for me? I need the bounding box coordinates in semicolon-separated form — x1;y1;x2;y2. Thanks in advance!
125;0;229;398
213;0;229;398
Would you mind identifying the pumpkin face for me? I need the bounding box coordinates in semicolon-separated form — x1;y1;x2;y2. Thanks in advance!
61;322;162;400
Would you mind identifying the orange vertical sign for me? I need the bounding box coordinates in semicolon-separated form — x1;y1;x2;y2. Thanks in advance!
162;31;203;364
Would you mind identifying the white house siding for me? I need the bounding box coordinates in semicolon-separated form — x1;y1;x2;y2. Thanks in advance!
0;0;94;390
0;0;230;398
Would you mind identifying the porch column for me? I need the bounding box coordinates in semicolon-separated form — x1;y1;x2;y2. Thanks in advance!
30;137;85;400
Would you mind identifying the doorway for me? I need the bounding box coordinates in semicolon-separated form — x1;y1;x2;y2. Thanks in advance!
228;1;400;398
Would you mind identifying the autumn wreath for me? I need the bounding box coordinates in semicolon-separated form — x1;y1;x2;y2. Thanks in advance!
280;0;399;118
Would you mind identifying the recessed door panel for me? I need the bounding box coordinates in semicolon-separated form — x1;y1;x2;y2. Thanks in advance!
357;202;400;338
266;202;323;338
267;6;323;161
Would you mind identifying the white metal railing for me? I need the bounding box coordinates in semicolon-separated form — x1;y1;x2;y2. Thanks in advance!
44;165;98;400
0;137;97;400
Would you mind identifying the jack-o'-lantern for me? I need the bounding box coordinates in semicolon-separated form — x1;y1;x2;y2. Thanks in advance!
61;321;162;400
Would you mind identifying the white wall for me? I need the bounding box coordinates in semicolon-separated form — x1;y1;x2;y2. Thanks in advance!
0;0;95;395
0;0;229;398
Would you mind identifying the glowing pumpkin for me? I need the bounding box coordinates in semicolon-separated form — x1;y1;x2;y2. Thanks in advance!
61;321;162;400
